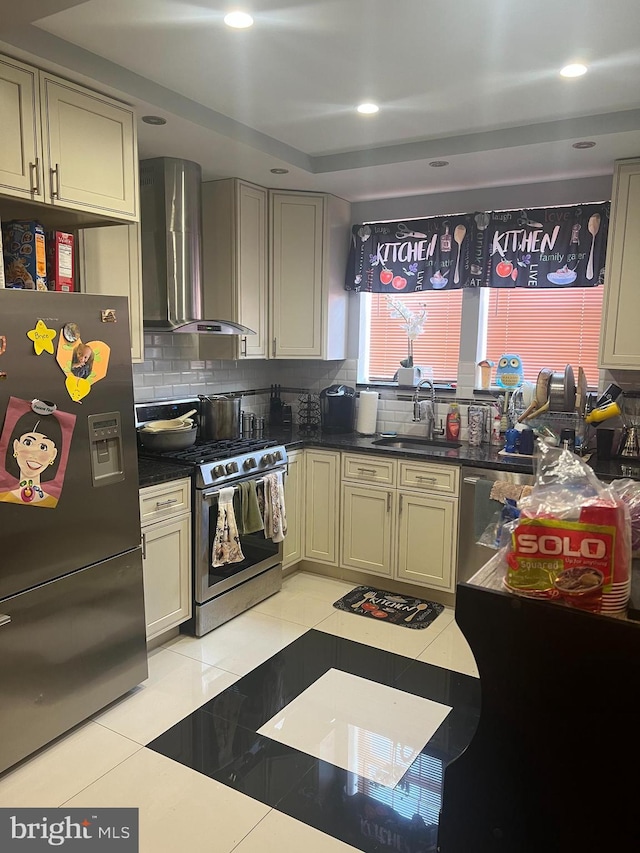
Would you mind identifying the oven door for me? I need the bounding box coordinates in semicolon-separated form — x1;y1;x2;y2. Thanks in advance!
194;474;284;605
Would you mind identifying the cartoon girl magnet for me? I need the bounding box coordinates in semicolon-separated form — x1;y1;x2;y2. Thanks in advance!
0;397;76;509
56;329;110;403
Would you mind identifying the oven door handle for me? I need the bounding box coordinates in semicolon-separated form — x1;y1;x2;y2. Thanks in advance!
201;472;285;503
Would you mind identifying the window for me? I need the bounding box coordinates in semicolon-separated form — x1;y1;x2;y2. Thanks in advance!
364;291;463;383
485;287;603;387
361;286;603;388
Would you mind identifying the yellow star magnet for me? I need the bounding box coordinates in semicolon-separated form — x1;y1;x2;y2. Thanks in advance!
27;320;57;355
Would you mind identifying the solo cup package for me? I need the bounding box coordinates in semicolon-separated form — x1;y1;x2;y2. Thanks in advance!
504;444;631;614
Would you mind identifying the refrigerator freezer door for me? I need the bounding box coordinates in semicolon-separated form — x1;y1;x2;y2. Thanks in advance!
0;291;141;599
0;548;147;774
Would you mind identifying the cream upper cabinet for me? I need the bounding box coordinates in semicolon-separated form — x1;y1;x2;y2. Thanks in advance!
599;158;640;369
304;449;340;565
200;179;268;361
0;56;41;201
0;54;138;221
77;223;144;362
270;191;350;360
39;74;138;220
282;450;304;568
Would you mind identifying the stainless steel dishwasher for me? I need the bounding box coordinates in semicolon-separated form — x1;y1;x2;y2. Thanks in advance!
458;466;536;584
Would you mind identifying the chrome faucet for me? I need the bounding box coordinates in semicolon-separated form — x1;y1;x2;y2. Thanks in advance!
412;379;445;439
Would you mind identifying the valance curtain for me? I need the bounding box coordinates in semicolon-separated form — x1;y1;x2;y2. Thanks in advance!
345;203;610;292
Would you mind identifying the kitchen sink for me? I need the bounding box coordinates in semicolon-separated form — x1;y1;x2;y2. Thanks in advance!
372;436;462;450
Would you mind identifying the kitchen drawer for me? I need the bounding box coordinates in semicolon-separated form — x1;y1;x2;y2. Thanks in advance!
398;461;459;495
139;478;191;524
342;453;397;486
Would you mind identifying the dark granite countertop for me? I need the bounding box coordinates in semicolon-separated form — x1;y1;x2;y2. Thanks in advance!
270;427;640;482
137;428;640;489
137;457;193;489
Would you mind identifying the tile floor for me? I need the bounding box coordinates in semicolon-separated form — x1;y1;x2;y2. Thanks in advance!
0;572;480;853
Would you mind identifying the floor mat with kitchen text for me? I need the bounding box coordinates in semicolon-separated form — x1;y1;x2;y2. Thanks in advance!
332;586;444;629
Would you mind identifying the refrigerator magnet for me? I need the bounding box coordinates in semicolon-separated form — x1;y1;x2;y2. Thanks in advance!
100;309;117;323
0;396;76;509
27;320;57;355
57;335;111;402
31;399;57;416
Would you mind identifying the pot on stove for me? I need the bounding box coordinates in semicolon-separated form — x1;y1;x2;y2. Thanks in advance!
199;394;241;440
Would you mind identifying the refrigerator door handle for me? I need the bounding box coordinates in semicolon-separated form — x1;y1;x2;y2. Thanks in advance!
0;615;11;627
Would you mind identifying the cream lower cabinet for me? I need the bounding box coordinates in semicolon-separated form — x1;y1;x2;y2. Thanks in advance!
304;449;340;565
396;491;458;590
341;483;395;578
599;158;640;369
339;453;459;592
139;479;192;641
282;450;304;568
77;223;144;362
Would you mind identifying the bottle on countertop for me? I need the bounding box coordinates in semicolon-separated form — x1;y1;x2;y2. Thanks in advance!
446;402;461;441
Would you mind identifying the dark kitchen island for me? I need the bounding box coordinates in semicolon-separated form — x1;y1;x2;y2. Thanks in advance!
438;558;640;853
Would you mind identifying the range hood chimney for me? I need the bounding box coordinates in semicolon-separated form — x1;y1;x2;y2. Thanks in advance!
140;157;254;335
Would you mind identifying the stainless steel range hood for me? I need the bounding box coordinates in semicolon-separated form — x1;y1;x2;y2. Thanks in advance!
140;157;254;336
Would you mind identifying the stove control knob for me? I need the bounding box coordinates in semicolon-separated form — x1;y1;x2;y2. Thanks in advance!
273;450;283;462
262;452;275;466
213;465;226;478
243;457;257;471
226;461;239;474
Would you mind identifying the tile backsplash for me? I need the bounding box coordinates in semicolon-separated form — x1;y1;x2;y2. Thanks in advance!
134;334;639;440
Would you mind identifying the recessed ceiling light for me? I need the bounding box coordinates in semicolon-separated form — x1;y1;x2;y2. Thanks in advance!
141;115;167;125
357;103;379;115
572;141;596;149
429;160;449;167
224;11;254;29
270;168;289;174
560;63;588;78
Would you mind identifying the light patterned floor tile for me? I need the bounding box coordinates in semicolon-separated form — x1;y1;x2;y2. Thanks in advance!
257;668;451;787
164;610;308;675
252;572;356;627
313;607;454;660
63;748;270;853
92;647;238;744
0;721;140;808
417;620;479;677
235;809;359;853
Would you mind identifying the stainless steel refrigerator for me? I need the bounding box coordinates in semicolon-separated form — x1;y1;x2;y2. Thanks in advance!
0;290;147;774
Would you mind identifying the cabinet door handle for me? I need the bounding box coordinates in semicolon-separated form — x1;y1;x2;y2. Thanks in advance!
272;337;277;357
416;475;437;483
29;158;40;195
399;495;403;514
242;336;247;357
357;467;377;475
387;491;391;512
0;614;11;628
141;533;146;560
156;498;178;508
50;163;60;198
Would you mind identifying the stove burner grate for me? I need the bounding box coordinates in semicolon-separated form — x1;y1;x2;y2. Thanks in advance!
148;437;278;465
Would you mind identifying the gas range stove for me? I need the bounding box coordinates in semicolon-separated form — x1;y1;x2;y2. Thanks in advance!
143;437;287;489
135;397;287;490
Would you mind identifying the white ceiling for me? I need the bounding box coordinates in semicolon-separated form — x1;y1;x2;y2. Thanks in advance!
1;0;640;201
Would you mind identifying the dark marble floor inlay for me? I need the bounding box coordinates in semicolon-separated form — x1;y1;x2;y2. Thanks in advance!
148;630;480;853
